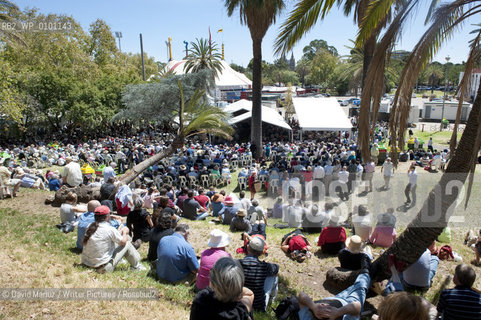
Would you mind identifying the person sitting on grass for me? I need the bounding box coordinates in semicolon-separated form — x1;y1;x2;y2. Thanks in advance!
126;196;153;249
281;229;312;263
338;235;372;272
190;257;254;320
372;291;431;320
437;264;481;320
81;205;145;273
60;192;86;225
219;196;238;225
211;193;225;217
77;200;121;250
248;199;267;238
195;229;231;292
147;210;174;263
369;210;396;248
470;229;481;266
182;190;208;220
156;224;199;283
297;270;371;320
317;214;347;255
239;236;279;312
230;209;252;234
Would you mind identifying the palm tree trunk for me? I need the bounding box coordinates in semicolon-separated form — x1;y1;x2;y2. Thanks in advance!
251;36;263;159
119;145;175;186
362;36;376;89
372;81;481;281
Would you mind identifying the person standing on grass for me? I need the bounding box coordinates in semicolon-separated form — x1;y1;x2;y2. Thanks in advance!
248;171;257;201
381;157;394;190
81;205;145;273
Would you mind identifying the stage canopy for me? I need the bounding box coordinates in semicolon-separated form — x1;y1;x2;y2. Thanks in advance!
224;99;291;130
292;97;353;131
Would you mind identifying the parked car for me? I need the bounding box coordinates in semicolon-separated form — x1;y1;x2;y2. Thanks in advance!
339;99;349;106
348;98;361;106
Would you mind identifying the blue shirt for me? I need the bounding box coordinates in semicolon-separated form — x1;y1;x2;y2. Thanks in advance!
48;179;61;191
156;232;199;282
102;166;116;183
76;212;120;250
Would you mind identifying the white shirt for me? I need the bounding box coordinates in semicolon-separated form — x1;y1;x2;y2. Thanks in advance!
338;170;349;183
240;198;251;211
382;162;394;176
408;170;418;186
81;222;123;268
313;166;325;179
288;205;303;228
62;162;83;187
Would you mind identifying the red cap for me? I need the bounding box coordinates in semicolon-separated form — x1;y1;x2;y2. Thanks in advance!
289;235;307;251
94;205;110;216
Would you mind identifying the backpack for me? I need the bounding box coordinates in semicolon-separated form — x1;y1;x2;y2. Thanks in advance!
274;296;300;320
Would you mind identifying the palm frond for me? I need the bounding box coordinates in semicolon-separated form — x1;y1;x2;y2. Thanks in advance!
389;1;475;165
357;0;399;46
274;0;337;55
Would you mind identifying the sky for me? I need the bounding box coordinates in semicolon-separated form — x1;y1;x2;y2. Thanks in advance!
14;0;475;67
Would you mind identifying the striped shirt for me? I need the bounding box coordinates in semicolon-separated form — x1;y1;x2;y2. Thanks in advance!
239;255;279;311
437;286;481;320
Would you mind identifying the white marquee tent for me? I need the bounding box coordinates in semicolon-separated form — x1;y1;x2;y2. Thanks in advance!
224;99;291;131
292;97;352;131
163;60;252;90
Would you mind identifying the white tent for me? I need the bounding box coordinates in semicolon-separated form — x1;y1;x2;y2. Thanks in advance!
224;99;291;130
292;97;353;131
163;60;251;90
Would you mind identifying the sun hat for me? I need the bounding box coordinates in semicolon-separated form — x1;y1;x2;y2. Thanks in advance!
180;165;186;170
346;235;363;254
328;214;342;227
207;229;230;248
94;205;110;216
249;236;265;253
236;209;247;217
224;196;234;205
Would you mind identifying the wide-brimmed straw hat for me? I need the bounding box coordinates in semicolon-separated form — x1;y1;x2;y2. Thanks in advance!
236;209;246;217
346;235;362;254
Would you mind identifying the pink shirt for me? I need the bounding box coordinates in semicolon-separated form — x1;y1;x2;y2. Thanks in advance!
369;226;396;248
195;248;231;290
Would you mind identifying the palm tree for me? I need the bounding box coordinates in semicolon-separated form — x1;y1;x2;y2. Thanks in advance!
120;81;234;185
275;0;388;88
358;0;481;280
225;0;285;159
184;38;224;78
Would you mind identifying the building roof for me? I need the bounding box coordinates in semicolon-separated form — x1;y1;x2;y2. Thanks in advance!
292;97;353;131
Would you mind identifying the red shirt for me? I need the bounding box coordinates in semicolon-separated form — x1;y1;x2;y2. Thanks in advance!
289;235;308;251
194;194;210;209
317;226;347;246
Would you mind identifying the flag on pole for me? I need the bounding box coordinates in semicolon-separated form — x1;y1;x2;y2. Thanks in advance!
209;27;212;56
217;28;223;33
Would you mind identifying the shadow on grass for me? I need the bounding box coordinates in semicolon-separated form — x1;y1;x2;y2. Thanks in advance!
69;247;82;255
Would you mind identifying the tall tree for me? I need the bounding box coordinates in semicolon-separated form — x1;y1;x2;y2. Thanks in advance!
359;0;481;280
225;0;285;158
184;38;224;78
302;39;338;60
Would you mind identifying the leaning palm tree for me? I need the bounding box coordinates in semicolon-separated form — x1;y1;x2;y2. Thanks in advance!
358;0;481;280
184;38;224;78
225;0;285;158
119;81;234;185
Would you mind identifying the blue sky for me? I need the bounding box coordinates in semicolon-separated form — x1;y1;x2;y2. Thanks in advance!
15;0;474;66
